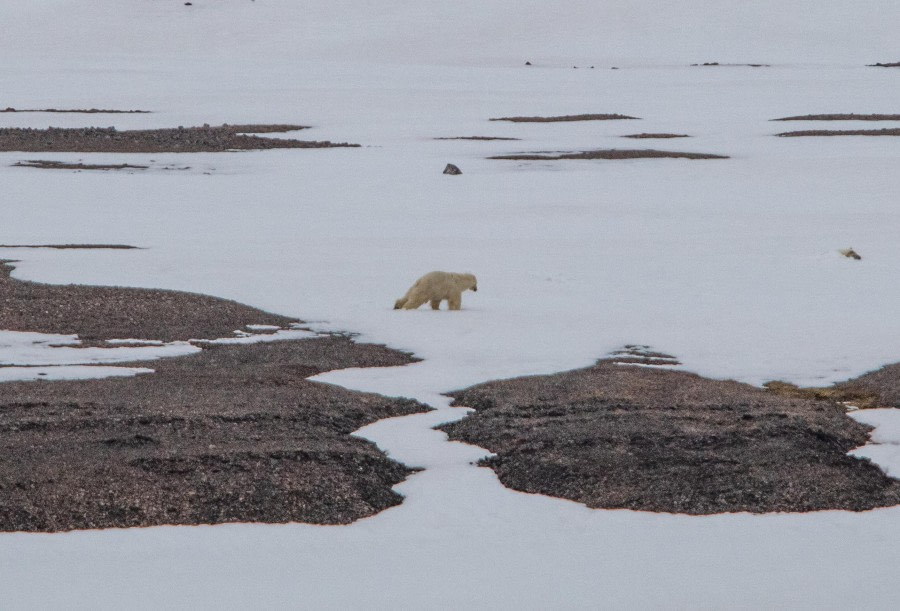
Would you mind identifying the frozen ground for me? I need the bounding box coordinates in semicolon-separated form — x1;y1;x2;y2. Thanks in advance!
2;1;900;608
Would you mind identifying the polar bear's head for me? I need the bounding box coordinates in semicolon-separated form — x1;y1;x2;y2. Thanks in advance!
461;273;477;292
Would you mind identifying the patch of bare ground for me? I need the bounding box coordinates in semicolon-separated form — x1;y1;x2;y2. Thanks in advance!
622;133;690;139
0;260;426;532
489;149;728;161
440;360;900;514
767;364;900;410
0;244;138;249
0;124;358;153
776;129;900;137
773;114;900;122
2;107;150;114
691;62;770;68
0;260;292;342
489;114;639;123
14;160;148;171
868;62;900;68
435;136;521;141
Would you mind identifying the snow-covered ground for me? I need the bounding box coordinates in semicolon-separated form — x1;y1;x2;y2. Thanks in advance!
2;1;900;608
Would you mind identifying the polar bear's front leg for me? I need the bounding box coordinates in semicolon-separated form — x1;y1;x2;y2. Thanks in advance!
448;294;462;310
430;299;441;310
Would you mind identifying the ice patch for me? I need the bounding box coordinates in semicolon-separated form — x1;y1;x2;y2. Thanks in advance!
0;365;154;383
193;328;317;345
849;409;900;478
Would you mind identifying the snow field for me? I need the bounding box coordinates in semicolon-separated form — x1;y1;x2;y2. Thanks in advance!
2;1;900;608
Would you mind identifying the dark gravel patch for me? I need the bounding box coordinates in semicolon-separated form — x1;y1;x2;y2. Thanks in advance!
776;128;900;137
833;365;900;408
868;62;900;68
0;338;425;532
2;107;150;114
0;260;427;532
0;260;294;342
489;149;728;161
773;114;900;122
771;365;900;410
489;114;639;123
0;124;358;153
14;160;148;171
621;133;691;139
441;361;900;514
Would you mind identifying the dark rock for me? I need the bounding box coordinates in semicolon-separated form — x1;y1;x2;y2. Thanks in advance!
443;163;462;175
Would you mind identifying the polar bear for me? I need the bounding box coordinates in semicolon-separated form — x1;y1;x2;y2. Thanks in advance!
394;271;478;311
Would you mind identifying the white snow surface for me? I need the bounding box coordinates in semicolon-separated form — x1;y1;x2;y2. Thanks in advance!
2;1;900;608
0;330;199;382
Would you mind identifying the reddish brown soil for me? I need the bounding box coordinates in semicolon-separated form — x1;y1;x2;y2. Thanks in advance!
622;133;690;139
0;124;358;153
1;107;150;114
14;160;148;171
776;129;900;137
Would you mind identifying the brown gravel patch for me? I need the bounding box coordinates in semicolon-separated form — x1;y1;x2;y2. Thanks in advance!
441;360;900;514
776;128;900;137
2;107;150;114
0;260;294;342
0;124;358;153
622;133;690;139
0;338;425;532
489;114;639;123
833;365;900;408
767;364;900;410
489;149;728;161
14;160;148;171
773;114;900;122
0;260;427;532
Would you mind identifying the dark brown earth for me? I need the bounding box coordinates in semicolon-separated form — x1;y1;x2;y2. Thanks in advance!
489;149;728;161
489;114;639;122
441;360;900;514
0;260;293;342
768;365;900;410
0;260;426;532
773;114;900;121
14;160;148;171
0;124;359;153
868;62;900;68
776;128;900;137
2;107;150;114
622;133;691;139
